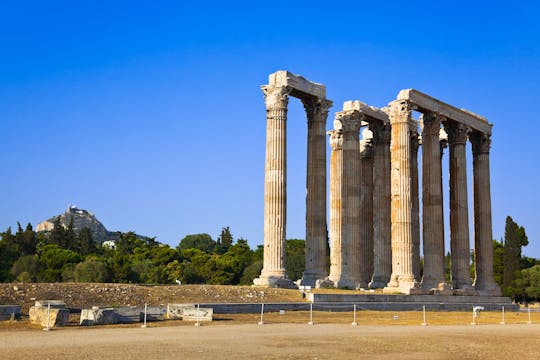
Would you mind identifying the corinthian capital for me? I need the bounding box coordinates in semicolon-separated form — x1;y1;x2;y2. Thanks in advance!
328;129;343;150
335;110;363;134
387;100;416;124
444;121;470;145
421;112;444;137
261;85;290;109
369;121;391;145
470;131;491;155
302;97;333;123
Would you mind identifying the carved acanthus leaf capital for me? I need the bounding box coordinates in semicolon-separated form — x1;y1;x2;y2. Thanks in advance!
444;121;470;145
470;131;491;155
369;121;391;145
388;100;416;124
261;85;290;109
421;112;443;137
328;129;343;150
335;110;363;134
302;97;333;123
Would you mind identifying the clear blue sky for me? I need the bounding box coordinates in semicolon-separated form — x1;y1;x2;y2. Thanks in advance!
1;1;539;258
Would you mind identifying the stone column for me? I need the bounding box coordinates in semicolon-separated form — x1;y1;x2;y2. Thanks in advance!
369;121;392;289
300;98;332;286
384;100;419;294
328;129;343;284
254;86;294;288
334;111;363;288
421;113;447;290
470;131;501;296
410;127;421;282
445;121;473;291
360;136;374;288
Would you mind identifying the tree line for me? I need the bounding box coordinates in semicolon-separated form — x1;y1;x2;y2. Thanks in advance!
0;215;538;302
0;220;306;286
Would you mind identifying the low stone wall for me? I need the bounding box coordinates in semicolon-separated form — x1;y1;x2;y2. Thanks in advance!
0;305;21;321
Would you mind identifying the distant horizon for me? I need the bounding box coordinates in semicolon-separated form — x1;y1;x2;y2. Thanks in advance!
1;2;539;258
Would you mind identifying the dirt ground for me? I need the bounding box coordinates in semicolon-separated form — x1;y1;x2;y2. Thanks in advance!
0;322;538;359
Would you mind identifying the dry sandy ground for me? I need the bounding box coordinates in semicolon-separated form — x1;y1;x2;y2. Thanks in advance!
1;323;539;360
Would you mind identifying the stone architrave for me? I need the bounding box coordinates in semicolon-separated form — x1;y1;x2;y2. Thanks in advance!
300;97;332;286
327;129;343;284
369;121;392;289
253;85;293;288
410;126;421;282
445;121;474;291
332;111;363;288
384;100;420;294
421;113;447;290
360;136;374;288
470;131;501;296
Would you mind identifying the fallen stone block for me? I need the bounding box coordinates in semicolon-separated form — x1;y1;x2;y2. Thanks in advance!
113;306;142;323
181;307;213;322
34;300;66;309
144;306;167;321
166;304;196;319
80;307;117;326
29;306;69;327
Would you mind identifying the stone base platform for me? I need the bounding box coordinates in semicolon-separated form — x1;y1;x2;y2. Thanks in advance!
306;293;518;311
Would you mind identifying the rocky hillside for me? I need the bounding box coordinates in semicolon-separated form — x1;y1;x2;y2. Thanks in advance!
35;205;141;244
0;283;304;313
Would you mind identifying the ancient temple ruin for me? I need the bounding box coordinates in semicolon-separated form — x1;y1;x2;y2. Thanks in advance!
254;70;501;297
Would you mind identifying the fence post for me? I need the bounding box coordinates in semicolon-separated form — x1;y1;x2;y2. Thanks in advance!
141;303;148;328
195;303;201;327
308;303;314;325
352;304;358;326
470;307;476;326
528;307;532;324
421;305;427;326
258;303;264;325
500;306;505;325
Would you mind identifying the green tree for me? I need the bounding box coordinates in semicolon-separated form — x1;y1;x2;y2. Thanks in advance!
503;216;529;297
37;244;81;282
216;227;233;253
285;239;305;281
10;255;39;282
74;257;110;282
178;233;216;253
0;227;18;281
78;227;97;256
493;240;504;286
517;265;540;300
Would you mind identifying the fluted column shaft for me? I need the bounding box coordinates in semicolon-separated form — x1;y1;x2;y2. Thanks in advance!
301;98;332;286
369;122;392;288
334;112;363;288
410;128;421;282
470;131;501;295
421;114;446;289
360;138;374;288
385;100;418;293
254;86;291;287
445;121;473;290
328;130;343;283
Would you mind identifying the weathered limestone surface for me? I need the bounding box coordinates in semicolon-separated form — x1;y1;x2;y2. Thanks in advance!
360;136;374;288
167;304;213;321
331;110;363;288
384;100;420;294
29;306;69;327
256;71;331;288
369;121;392;289
397;89;492;134
470;131;501;296
421;113;447;290
80;307;117;325
445;121;474;291
327;129;343;285
254;85;292;288
301;97;332;286
410;127;421;282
